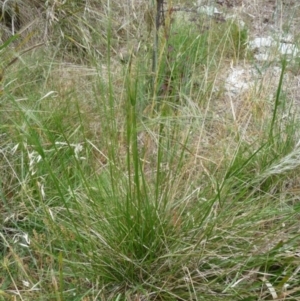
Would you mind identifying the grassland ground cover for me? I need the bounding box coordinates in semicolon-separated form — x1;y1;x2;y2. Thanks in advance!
1;0;300;300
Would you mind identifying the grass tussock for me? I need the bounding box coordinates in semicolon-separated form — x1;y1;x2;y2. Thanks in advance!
1;0;300;300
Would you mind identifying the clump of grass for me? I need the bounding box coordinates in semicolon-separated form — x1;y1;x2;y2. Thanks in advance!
1;1;300;301
227;20;248;60
208;18;249;62
155;21;209;100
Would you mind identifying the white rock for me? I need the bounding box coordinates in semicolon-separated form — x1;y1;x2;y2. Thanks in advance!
197;5;221;16
248;36;299;61
225;67;253;95
253;53;270;61
279;43;299;55
249;37;274;49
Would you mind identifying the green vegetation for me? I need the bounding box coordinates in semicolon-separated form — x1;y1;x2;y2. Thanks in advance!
1;1;300;300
